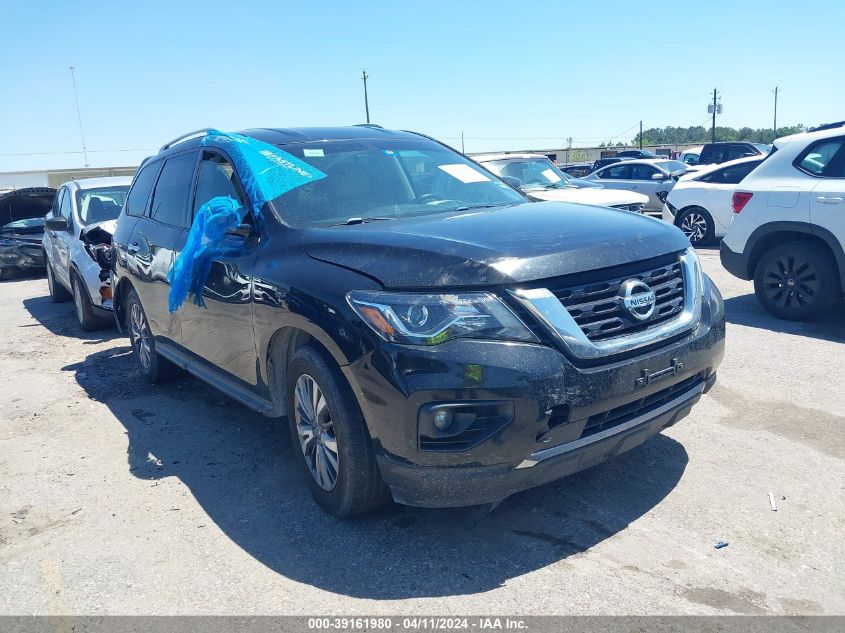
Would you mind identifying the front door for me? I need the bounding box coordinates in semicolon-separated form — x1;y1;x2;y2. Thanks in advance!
177;150;259;385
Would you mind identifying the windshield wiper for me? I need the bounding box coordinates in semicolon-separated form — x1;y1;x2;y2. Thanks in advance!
334;216;395;226
453;204;505;212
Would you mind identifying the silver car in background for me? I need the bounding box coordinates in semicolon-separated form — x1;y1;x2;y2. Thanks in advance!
42;177;131;330
582;159;690;212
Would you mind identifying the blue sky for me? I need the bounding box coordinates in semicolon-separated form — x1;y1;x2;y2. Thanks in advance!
1;0;842;171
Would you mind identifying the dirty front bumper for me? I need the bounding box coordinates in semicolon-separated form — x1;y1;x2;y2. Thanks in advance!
0;241;45;271
345;276;725;508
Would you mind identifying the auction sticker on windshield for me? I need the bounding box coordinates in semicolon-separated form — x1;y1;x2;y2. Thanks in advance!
437;164;490;183
541;168;562;183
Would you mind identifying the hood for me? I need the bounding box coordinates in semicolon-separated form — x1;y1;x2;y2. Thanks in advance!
302;201;689;288
525;187;649;207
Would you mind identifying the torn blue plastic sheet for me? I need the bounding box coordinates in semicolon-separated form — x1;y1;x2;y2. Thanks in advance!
167;130;326;313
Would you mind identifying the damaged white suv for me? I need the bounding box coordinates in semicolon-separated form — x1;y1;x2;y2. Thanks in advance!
43;177;131;330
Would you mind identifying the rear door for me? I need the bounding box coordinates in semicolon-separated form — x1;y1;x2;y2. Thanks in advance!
805;136;845;248
178;149;259;384
126;150;198;344
595;163;634;191
697;160;762;231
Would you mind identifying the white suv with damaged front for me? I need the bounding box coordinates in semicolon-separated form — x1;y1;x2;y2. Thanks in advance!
720;123;845;320
42;177;132;330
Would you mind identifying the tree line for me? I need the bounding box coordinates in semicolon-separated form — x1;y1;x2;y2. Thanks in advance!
615;124;808;148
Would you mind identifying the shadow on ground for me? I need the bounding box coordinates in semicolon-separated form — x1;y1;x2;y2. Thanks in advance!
724;294;845;343
23;295;119;343
63;345;689;600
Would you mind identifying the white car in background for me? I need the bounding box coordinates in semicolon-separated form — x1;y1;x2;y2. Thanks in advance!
679;146;704;165
473;153;648;213
43;177;132;330
721;123;845;320
662;156;765;246
581;158;690;212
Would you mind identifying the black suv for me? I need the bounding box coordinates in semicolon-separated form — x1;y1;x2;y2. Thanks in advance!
697;142;771;165
112;126;725;516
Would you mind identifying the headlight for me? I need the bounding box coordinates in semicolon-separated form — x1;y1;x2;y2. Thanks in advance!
685;246;704;297
346;290;537;345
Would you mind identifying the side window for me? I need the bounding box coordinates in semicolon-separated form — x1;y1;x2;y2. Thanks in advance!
727;145;752;161
601;165;630;179
125;161;162;217
720;161;759;184
52;189;65;217
795;138;845;177
193;153;247;218
150;152;198;227
59;188;73;223
630;164;658;180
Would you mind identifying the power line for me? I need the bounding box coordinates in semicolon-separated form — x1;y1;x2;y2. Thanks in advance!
0;148;155;157
68;66;89;167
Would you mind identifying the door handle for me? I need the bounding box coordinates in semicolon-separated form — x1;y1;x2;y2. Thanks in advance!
816;196;844;204
127;241;140;253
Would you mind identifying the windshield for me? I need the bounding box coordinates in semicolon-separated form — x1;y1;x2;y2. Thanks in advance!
655;160;689;173
75;187;129;225
480;157;574;191
270;139;525;228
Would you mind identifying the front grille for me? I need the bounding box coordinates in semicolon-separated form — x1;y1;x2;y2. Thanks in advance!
549;253;685;342
580;372;704;440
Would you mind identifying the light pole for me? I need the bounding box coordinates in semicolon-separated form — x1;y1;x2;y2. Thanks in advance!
361;69;370;124
707;89;722;143
68;66;89;167
773;85;779;138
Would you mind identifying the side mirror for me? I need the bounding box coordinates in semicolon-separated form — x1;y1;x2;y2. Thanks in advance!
651;172;666;181
501;176;523;189
45;216;69;232
225;223;251;238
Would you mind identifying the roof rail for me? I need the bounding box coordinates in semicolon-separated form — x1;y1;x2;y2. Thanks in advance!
353;123;383;129
159;128;214;152
809;121;845;132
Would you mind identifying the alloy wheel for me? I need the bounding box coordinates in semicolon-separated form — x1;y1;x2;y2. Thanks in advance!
294;373;339;491
762;254;819;309
680;211;707;243
130;303;152;369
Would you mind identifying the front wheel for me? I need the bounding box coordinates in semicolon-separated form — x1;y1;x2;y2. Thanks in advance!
676;206;715;246
285;345;388;517
753;242;838;321
72;274;111;332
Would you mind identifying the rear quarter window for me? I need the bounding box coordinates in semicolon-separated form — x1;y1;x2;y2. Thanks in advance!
125;161;162;217
794;137;845;177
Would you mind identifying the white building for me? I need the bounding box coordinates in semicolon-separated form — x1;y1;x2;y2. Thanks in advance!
0;166;137;191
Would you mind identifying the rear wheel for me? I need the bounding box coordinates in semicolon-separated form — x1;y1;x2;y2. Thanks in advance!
46;262;71;302
126;288;177;382
285;345;388;516
71;273;111;331
676;206;715;246
753;242;838;321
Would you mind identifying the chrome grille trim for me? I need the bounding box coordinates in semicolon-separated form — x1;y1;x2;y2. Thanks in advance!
508;248;703;360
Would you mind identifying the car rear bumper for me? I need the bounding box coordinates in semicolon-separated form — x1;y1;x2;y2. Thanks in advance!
720;241;750;280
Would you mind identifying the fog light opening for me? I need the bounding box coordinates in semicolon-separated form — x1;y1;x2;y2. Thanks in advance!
433;409;453;431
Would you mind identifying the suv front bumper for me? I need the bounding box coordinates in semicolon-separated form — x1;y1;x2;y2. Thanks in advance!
344;276;725;507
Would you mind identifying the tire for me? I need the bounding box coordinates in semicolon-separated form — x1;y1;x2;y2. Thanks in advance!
125;288;178;383
285;345;388;517
71;273;112;332
46;261;71;302
676;206;715;246
753;242;839;321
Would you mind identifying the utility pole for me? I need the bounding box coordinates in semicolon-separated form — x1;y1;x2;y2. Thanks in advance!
773;85;779;138
711;88;717;143
361;69;370;124
461;132;465;154
639;121;643;150
68;66;89;167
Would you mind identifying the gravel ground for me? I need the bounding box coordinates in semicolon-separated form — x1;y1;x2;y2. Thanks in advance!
1;247;843;615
